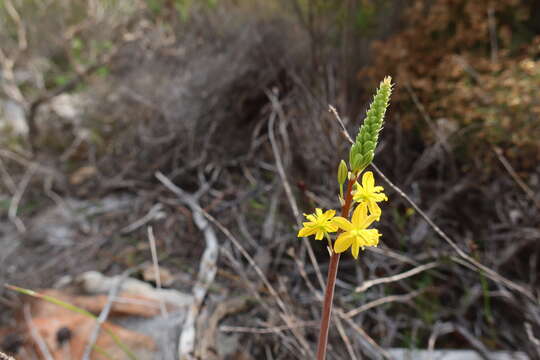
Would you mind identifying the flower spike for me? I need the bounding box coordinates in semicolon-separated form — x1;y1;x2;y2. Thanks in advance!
349;76;392;173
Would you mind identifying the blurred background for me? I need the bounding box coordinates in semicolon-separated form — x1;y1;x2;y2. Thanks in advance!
0;0;539;359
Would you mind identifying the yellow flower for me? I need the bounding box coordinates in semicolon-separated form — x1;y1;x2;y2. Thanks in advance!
298;208;339;240
332;203;381;259
353;171;388;220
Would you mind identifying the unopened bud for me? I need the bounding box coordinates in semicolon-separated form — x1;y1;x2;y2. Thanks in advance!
337;160;348;186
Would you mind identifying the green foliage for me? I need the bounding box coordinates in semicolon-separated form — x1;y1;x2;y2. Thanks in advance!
145;0;219;20
402;330;420;349
0;0;134;104
96;65;110;78
355;1;376;31
145;0;163;13
413;272;439;325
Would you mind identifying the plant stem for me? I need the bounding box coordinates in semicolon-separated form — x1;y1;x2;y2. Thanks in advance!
316;175;357;360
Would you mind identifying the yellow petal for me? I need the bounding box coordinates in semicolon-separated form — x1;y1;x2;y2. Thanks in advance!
372;193;388;202
323;209;336;220
334;233;353;253
352;202;369;227
366;229;381;246
298;227;317;237
351;241;360;259
353;189;367;200
373;186;385;193
362;171;375;191
364;213;379;229
367;201;382;221
354;204;379;228
325;223;338;232
315;230;325;240
353;184;367;200
315;208;323;216
358;229;380;247
332;216;353;231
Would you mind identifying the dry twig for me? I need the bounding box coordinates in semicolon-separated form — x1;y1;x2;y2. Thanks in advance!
493;146;540;210
333;316;358;360
4;0;27;50
524;322;540;358
267;92;325;290
220;321;317;334
199;296;251;359
8;163;37;233
0;352;15;360
157;171;315;358
82;271;128;360
344;290;423;319
23;305;53;360
155;172;219;360
354;262;439;293
147;226;168;317
337;309;393;360
121;204;165;234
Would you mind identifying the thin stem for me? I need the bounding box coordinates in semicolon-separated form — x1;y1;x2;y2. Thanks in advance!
316;175;357;360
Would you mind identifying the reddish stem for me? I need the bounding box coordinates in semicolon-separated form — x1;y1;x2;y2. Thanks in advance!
316;175;357;360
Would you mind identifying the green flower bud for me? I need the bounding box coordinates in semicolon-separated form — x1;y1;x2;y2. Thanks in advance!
364;140;375;152
350;153;362;171
349;76;392;172
349;144;356;166
337;160;348;186
357;151;374;172
352;153;370;174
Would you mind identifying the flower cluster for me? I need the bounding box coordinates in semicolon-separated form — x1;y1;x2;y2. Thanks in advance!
297;170;387;259
297;77;392;259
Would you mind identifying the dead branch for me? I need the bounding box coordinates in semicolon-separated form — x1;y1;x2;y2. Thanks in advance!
267;91;325;290
344;290;423;319
354;262;439;293
493;146;540;210
8;163;37;233
147;226;168;317
23;305;53;360
157;170;315;357
199;296;251;359
82;272;127;360
155;171;220;360
0;351;15;360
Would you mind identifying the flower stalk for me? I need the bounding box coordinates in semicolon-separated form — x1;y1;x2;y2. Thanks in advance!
316;174;357;360
297;77;392;360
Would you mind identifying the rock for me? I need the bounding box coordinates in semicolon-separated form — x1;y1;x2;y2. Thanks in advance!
387;348;529;360
0;99;28;135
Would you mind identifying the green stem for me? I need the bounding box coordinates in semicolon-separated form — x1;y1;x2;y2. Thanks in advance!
316;175;357;360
